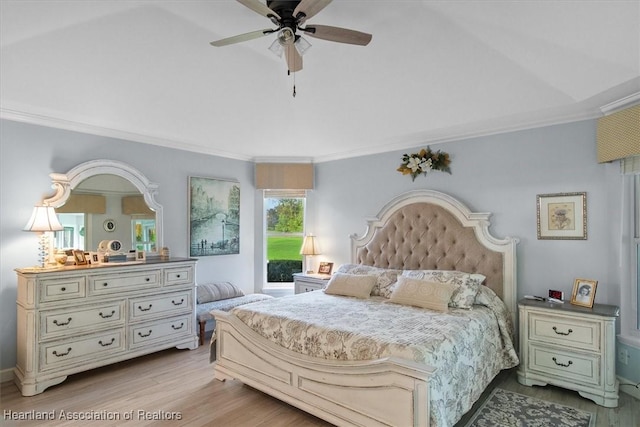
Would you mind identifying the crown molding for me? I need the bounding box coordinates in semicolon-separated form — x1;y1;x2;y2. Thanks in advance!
0;107;254;162
600;92;640;115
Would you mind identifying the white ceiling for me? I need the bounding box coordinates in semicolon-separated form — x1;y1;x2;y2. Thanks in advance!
1;1;639;162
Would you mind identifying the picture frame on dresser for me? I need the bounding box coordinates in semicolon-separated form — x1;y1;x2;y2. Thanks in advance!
570;278;597;308
73;250;87;265
537;192;587;240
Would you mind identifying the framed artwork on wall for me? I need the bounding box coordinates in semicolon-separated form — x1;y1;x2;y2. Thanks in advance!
536;192;587;240
189;176;240;256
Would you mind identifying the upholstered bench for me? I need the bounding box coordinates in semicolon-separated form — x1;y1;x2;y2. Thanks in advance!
196;282;273;345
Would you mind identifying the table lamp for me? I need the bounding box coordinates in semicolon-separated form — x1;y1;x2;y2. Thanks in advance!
23;205;63;268
300;234;320;274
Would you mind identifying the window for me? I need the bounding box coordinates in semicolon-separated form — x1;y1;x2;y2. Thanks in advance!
620;162;640;346
54;213;85;250
634;175;640;329
263;191;306;287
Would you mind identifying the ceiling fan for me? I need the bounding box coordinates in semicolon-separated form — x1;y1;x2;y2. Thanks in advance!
210;0;372;72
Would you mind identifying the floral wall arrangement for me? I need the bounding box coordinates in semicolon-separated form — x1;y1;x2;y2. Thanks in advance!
397;147;452;181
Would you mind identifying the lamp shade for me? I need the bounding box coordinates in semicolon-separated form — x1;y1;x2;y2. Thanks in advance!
300;235;320;256
23;206;63;232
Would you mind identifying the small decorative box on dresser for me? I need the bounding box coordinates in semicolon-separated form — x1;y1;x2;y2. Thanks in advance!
517;299;620;407
293;273;331;294
14;258;198;396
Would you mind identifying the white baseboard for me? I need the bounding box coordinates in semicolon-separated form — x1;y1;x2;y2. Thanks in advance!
0;368;15;384
618;375;640;401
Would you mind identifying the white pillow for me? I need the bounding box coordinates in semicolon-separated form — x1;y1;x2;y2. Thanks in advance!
334;264;400;298
401;270;486;309
324;273;377;299
389;276;456;312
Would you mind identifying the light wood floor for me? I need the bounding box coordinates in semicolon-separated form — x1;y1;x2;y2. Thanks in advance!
1;341;638;426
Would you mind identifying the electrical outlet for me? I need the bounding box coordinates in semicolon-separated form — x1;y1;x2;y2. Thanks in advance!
618;349;629;365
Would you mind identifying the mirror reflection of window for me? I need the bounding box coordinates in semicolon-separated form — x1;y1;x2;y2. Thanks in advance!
54;213;85;250
132;218;156;252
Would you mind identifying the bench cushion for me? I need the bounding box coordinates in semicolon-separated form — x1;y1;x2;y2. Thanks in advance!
197;282;244;304
196;293;274;322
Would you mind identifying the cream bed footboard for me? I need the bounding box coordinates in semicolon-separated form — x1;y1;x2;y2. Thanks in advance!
212;310;436;427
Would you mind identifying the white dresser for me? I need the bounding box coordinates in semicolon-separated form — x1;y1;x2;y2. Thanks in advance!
15;258;198;396
517;299;619;407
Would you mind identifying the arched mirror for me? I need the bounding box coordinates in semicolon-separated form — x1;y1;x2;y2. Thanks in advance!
44;160;163;255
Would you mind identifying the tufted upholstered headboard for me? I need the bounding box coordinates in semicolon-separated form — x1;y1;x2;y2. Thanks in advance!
351;190;518;319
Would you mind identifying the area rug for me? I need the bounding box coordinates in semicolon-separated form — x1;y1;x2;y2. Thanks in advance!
464;388;596;427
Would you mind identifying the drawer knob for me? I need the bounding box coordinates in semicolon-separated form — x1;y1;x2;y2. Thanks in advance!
176;274;181;278
138;330;152;338
138;304;153;312
171;299;184;306
99;310;116;319
98;338;116;347
145;278;150;282
53;317;72;326
61;287;66;292
52;347;72;357
552;326;573;336
552;357;573;368
171;322;184;330
103;282;108;287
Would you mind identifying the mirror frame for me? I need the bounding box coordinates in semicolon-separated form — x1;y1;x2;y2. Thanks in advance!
44;159;163;254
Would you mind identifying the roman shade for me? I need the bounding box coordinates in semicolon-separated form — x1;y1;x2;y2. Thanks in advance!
255;163;314;190
597;104;640;163
55;193;105;214
122;195;155;216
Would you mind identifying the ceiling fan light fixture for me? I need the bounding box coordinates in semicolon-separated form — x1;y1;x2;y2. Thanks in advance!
268;38;284;57
294;36;312;56
276;27;295;46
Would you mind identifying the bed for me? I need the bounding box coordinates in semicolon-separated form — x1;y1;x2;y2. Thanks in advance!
211;190;519;426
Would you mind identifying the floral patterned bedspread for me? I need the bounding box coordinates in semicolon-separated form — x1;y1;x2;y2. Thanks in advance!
230;287;519;427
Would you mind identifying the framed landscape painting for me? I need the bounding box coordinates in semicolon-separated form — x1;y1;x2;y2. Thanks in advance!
189;177;240;256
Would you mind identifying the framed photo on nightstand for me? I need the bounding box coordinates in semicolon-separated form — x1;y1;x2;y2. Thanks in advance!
570;278;597;308
318;262;333;275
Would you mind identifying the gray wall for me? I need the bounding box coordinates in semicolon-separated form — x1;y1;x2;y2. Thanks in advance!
2;117;636;385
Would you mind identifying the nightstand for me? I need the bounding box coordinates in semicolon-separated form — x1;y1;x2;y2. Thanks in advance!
517;299;620;407
293;273;331;294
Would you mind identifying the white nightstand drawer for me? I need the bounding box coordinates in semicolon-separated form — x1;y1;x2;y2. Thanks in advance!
529;312;600;351
528;343;600;386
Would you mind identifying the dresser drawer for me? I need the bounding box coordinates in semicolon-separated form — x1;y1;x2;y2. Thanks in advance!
129;315;192;349
89;270;161;295
528;312;600;351
40;302;124;340
40;276;86;303
528;343;600;386
164;265;194;286
40;330;125;370
129;290;192;321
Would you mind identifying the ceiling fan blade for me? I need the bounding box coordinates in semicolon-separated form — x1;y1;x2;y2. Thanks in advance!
237;0;280;20
302;25;372;46
294;0;332;23
210;28;274;47
284;44;303;72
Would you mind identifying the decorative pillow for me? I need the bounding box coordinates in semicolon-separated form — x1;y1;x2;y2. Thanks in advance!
401;270;486;309
334;264;401;298
324;273;377;299
389;276;456;312
197;282;245;304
